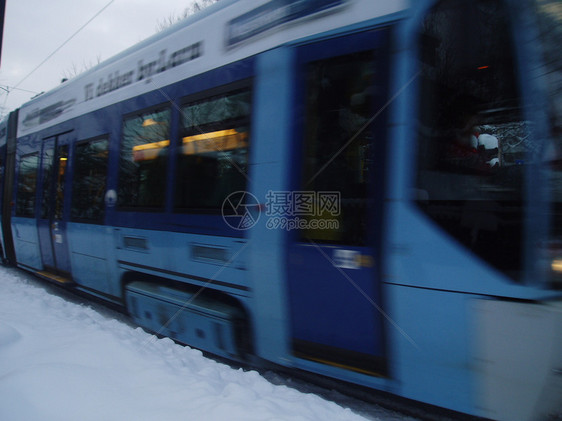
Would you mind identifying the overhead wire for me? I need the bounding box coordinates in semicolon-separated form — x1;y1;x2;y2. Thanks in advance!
0;85;40;95
1;0;115;115
13;0;115;89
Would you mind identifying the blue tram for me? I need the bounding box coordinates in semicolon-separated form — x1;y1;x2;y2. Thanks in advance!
0;0;561;419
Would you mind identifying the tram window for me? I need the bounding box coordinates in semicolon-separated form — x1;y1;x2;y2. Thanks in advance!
175;89;250;211
415;0;529;278
54;146;68;220
71;138;108;222
15;154;39;217
535;0;562;284
118;108;170;209
0;157;3;198
40;147;54;219
300;51;380;246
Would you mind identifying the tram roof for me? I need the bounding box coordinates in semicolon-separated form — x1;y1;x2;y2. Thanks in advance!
16;0;409;137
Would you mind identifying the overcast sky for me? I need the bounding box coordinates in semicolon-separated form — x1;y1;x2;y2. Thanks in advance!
0;0;201;116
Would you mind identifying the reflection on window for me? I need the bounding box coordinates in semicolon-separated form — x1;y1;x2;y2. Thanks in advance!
40;147;54;219
54;146;68;221
534;0;562;284
0;157;3;202
16;154;39;217
118;108;170;209
416;0;529;278
71;138;108;221
301;51;379;246
175;89;250;211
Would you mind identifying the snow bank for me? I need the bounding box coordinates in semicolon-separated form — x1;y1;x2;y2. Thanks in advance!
0;268;374;421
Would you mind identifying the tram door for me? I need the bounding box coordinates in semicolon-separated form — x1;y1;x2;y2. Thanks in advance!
286;30;389;376
38;133;72;276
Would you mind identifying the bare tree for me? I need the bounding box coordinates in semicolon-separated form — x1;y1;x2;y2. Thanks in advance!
156;0;221;32
61;54;102;83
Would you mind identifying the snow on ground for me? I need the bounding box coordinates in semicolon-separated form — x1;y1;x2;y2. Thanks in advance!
0;267;404;421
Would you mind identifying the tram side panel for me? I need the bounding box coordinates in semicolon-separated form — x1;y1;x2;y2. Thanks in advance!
0;116;8;262
72;65;256;358
11;131;43;271
0;111;18;266
64;109;119;298
2;110;18;265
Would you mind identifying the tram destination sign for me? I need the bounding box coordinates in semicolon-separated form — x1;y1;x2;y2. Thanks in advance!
20;41;203;133
226;0;348;48
84;41;203;102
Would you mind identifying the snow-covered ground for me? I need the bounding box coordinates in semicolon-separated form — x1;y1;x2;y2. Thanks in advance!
0;267;409;421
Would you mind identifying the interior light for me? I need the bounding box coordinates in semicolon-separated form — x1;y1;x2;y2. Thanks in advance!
132;140;170;162
181;129;248;155
182;129;240;143
132;140;170;152
552;258;562;273
142;118;159;127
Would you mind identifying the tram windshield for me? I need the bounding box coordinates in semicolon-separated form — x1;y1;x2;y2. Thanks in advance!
535;0;562;286
416;0;529;280
416;0;562;284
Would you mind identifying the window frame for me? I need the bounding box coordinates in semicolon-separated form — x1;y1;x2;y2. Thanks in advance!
70;135;110;223
15;152;40;218
413;0;529;280
174;79;253;214
117;104;172;212
291;28;391;247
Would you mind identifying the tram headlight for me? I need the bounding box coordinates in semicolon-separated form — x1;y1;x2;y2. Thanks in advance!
550;258;562;288
544;242;562;289
551;258;562;274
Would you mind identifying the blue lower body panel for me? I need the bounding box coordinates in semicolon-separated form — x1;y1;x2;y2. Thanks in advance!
12;217;42;270
125;281;245;359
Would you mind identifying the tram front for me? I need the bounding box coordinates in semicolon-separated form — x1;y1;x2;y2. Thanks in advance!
410;0;562;419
